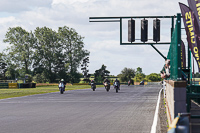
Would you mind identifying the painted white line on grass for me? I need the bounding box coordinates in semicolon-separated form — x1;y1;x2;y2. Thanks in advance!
150;88;163;133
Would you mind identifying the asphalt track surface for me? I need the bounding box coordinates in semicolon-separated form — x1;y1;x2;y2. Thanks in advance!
0;85;161;133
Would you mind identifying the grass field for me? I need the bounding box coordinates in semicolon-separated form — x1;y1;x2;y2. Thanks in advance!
0;85;104;100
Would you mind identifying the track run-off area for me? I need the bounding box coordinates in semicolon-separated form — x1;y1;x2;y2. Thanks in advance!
0;85;161;133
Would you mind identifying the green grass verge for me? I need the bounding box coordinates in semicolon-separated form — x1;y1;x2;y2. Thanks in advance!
0;85;104;99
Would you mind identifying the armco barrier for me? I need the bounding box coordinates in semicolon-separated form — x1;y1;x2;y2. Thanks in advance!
8;83;18;89
36;83;60;86
0;83;36;89
31;83;36;88
18;83;24;88
73;83;105;85
24;83;29;88
18;83;36;88
0;83;8;89
73;83;89;85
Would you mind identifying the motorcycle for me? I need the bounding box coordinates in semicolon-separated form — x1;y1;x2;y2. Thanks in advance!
114;81;119;93
140;80;144;85
91;82;96;91
104;82;110;92
59;82;65;94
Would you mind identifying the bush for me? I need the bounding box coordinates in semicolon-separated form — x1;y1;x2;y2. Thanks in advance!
146;73;161;82
25;74;33;83
33;72;49;83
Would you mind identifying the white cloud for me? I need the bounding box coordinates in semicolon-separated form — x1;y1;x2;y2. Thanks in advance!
52;0;91;5
0;16;21;49
0;0;191;75
0;0;52;13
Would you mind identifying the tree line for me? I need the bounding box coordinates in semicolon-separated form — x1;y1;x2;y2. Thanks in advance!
0;26;161;83
0;26;89;83
105;66;161;82
83;65;161;83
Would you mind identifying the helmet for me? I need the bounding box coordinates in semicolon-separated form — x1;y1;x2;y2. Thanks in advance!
115;78;118;81
61;79;64;81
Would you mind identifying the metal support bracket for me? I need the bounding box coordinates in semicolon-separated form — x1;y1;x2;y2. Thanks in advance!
150;44;167;60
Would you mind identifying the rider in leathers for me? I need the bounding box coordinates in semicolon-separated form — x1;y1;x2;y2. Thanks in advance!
114;78;120;90
59;79;66;91
103;78;110;86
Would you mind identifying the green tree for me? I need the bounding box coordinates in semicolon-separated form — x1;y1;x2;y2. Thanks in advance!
94;64;110;83
33;27;60;82
70;72;82;83
135;73;146;82
81;57;90;83
0;53;7;79
118;67;135;82
3;27;35;74
134;67;145;82
33;72;49;83
58;26;90;83
136;67;143;75
25;74;33;83
5;65;19;80
146;73;161;82
2;26;90;83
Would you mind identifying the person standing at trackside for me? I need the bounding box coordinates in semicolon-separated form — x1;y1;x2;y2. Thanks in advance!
160;59;170;98
165;59;170;77
160;59;170;79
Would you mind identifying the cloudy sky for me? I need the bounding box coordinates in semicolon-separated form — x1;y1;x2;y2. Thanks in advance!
0;0;189;76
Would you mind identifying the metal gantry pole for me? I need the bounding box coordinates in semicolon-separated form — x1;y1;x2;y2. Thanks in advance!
177;13;182;80
120;18;122;44
171;16;175;37
89;15;177;59
90;15;176;46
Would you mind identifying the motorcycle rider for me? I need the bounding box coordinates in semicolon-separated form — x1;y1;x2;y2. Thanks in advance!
59;79;66;91
91;80;95;84
114;78;120;90
103;78;110;86
90;80;96;90
91;80;95;86
140;80;144;85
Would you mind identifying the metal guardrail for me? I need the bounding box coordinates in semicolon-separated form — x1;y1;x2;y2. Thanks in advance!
0;83;9;89
0;83;36;89
8;83;18;89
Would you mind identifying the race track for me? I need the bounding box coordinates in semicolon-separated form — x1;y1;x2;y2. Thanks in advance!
0;85;161;133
